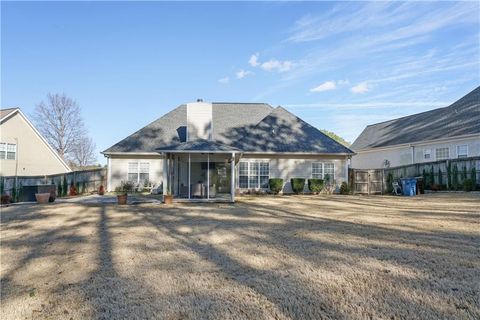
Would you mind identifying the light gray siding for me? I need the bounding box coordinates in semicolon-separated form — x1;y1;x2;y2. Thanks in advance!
238;154;348;193
351;135;480;169
108;155;163;191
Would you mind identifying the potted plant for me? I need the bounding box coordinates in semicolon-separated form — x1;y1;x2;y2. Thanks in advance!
35;193;50;204
1;194;11;205
98;185;105;196
163;191;173;205
69;182;77;196
115;181;134;205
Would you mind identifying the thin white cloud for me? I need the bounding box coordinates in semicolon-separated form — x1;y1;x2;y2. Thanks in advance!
236;69;253;79
351;82;369;94
260;59;294;72
285;101;448;110
248;53;294;73
218;77;229;84
249;53;259;67
310;81;336;92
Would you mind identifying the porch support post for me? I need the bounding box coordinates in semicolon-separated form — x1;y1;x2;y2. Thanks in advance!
231;152;235;202
107;157;112;192
345;156;349;183
207;153;210;200
162;153;168;197
188;153;191;199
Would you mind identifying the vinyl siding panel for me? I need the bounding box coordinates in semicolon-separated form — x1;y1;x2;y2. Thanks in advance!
238;154;348;193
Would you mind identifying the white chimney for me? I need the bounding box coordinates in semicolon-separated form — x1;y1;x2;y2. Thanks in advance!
187;101;212;141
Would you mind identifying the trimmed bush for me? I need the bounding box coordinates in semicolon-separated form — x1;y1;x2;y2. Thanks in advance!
438;168;443;186
463;179;475;192
57;181;62;198
308;179;324;194
447;162;452;189
62;176;68;197
269;178;283;194
386;172;394;193
471;167;477;187
339;182;350;195
452;164;459;190
290;178;306;194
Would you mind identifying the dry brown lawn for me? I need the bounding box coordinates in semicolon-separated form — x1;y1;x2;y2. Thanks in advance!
1;193;479;319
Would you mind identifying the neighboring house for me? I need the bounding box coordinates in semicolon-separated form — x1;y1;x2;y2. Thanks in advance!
102;101;354;201
351;86;480;169
0;108;71;176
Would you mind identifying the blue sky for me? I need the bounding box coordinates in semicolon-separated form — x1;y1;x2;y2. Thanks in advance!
2;1;479;164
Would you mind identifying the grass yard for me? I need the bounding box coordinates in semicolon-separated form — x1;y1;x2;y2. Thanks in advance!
1;194;479;319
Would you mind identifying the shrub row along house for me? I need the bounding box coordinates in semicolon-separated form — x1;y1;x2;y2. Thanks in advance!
102;101;354;201
351;86;480;169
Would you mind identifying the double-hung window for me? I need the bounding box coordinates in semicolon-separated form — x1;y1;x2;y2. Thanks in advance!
324;163;334;182
238;160;269;189
239;162;249;188
0;143;16;160
312;162;323;179
456;145;468;158
435;147;449;160
127;161;150;184
423;149;431;160
312;162;335;182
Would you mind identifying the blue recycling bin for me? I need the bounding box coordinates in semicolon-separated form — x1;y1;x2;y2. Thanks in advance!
401;178;417;196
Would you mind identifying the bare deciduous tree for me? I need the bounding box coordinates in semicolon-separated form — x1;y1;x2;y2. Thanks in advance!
33;93;86;159
33;93;97;167
70;137;97;168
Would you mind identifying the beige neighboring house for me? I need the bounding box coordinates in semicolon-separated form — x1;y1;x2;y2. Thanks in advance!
0;108;71;176
102;100;354;201
351;86;480;169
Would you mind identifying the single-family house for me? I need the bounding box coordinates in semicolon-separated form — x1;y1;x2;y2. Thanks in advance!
102;101;354;201
351;86;480;169
0;108;71;176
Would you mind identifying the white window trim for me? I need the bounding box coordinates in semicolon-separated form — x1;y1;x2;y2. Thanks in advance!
238;160;270;189
127;161;150;184
311;162;335;180
435;147;450;161
423;149;431;160
0;143;17;160
456;145;468;158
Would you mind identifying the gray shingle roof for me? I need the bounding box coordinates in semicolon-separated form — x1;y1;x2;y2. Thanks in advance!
103;102;354;154
156;139;240;152
0;108;19;121
230;107;353;153
103;103;272;153
351;86;480;151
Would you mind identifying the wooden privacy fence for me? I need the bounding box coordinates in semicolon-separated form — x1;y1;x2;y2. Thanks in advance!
384;156;479;190
350;156;480;194
1;167;107;198
349;169;384;195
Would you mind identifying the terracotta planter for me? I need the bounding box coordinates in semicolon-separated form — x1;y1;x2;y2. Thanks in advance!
98;185;105;196
117;194;127;205
35;193;51;204
163;194;173;205
1;195;10;205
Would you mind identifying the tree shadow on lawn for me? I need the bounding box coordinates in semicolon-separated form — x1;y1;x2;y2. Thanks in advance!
2;200;479;319
127;200;480;319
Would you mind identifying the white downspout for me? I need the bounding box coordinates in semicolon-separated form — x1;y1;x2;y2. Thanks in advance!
162;153;168;196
